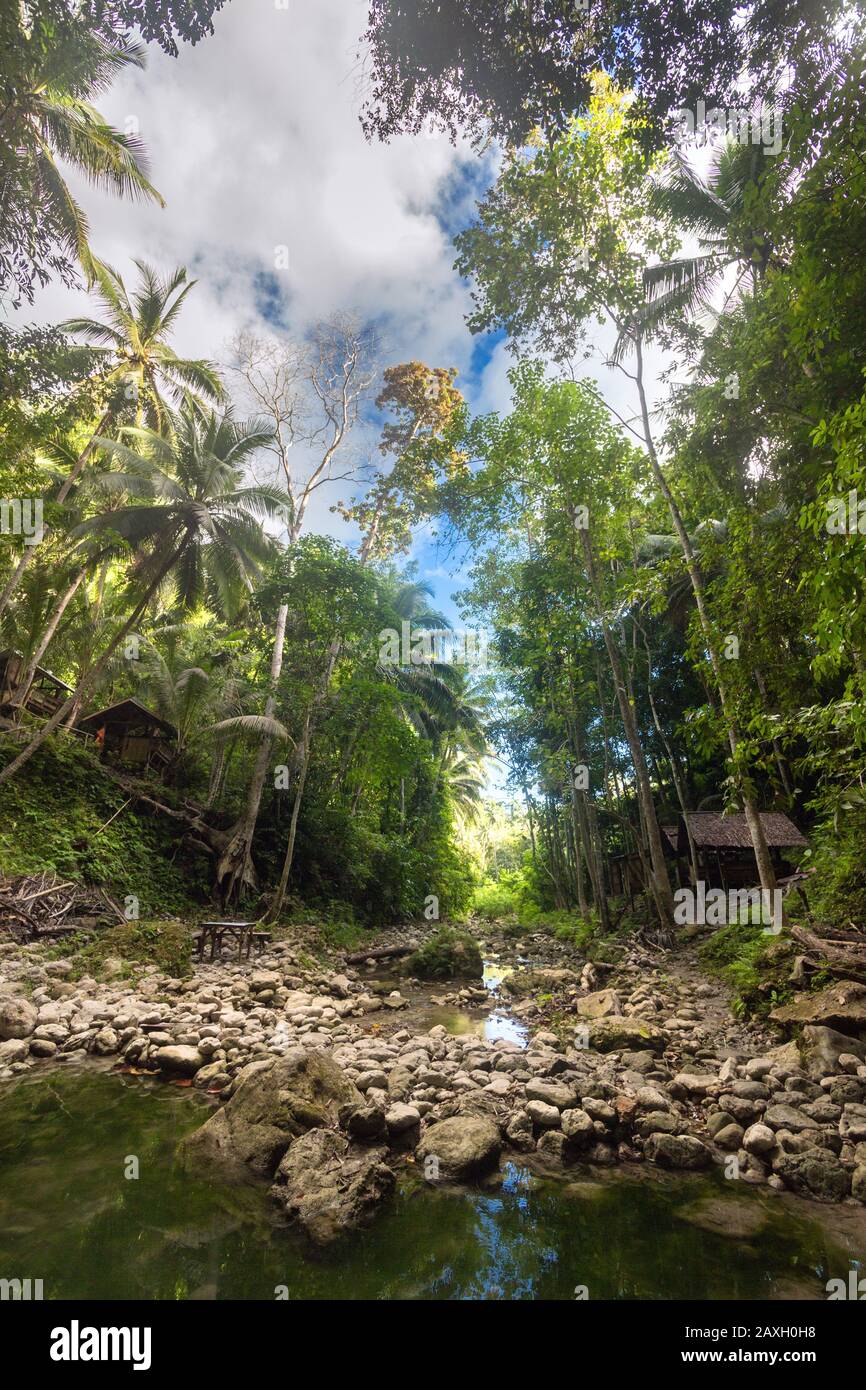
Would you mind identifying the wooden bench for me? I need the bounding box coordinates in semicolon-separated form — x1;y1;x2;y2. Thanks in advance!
194;921;270;961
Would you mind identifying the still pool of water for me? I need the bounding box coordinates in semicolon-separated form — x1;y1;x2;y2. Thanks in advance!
0;1069;856;1300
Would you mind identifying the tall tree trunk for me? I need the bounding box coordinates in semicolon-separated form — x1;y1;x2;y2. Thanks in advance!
216;603;289;901
567;774;590;917
577;526;675;922
268;635;341;919
640;628;700;886
8;566;88;710
632;334;777;895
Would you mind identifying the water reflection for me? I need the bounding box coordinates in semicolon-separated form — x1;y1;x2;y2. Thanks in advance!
0;1072;851;1301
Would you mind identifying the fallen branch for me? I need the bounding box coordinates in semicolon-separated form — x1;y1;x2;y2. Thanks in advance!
345;942;417;964
788;924;866;983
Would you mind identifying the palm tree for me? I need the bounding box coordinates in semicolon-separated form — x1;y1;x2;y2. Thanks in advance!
0;403;284;786
640;140;784;336
0;25;164;298
0;260;225;618
62;259;225;428
439;744;486;826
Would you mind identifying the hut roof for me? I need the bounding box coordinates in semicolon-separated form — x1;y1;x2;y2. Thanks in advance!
678;811;807;853
0;649;73;693
77;698;176;739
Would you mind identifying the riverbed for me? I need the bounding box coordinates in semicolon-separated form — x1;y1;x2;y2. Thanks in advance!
0;1066;858;1300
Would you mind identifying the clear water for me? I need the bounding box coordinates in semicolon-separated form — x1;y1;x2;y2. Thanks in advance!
0;1069;854;1301
372;954;529;1047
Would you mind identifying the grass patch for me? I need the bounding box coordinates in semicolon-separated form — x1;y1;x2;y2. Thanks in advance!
699;920;794;1016
406;927;483;980
74;918;194;981
0;735;209;916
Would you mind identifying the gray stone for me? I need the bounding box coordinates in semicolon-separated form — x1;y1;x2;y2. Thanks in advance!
154;1045;203;1075
0;995;37;1040
385;1103;421;1135
526;1099;562;1129
271;1129;394;1244
644;1132;712;1170
561;1107;595;1148
773;1150;850;1203
416;1116;501;1179
743;1122;776;1155
180;1048;361;1179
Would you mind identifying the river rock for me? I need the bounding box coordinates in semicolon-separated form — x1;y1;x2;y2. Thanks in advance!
644;1132;712;1170
525;1078;576;1110
770;982;866;1035
526;1099;561;1129
714;1122;745;1151
799;1026;866;1080
743;1122;776;1155
340;1102;387;1142
839;1104;866;1142
561;1107;594;1148
575;988;621;1020
772;1149;850;1203
763;1104;820;1133
0;994;37;1040
271;1128;394;1244
416;1116;501;1179
180;1048;362;1179
504;1110;535;1151
154;1045;203;1075
385;1103;421;1135
586;1017;667;1054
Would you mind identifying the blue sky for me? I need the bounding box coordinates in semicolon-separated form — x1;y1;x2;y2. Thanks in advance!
15;0;669;654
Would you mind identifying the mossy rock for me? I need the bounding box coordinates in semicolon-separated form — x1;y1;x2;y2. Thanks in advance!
406;929;483;981
77;918;193;981
677;1195;770;1239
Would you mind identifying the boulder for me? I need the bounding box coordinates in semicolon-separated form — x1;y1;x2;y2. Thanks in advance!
575;988;622;1020
179;1048;361;1180
799;1026;866;1080
503;968;580;998
585;1017;667;1055
770;982;866;1037
154;1045;203;1076
0;994;37;1040
406;929;483;981
416;1115;501;1179
773;1149;850;1203
644;1132;712;1170
271;1128;394;1245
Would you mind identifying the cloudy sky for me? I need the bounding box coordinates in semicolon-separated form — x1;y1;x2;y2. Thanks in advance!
20;0;669;623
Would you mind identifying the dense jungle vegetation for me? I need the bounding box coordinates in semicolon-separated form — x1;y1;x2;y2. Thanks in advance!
1;0;865;975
